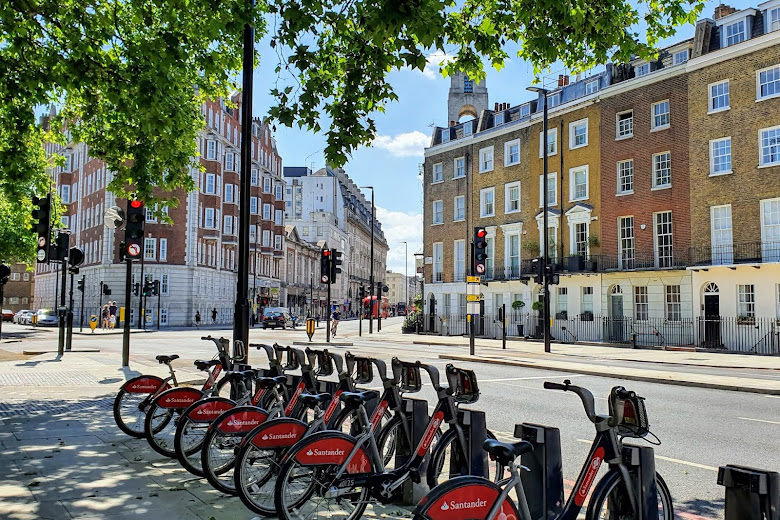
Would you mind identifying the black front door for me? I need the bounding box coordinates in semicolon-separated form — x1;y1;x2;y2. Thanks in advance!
428;296;436;331
703;294;721;347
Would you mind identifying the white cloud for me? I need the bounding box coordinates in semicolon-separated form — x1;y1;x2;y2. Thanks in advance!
376;206;422;276
421;51;454;80
372;131;429;157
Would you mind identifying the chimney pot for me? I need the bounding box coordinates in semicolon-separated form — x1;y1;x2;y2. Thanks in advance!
563;75;570;86
713;3;737;19
557;75;564;87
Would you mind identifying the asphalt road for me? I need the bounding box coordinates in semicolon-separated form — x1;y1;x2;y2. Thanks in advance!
4;317;779;519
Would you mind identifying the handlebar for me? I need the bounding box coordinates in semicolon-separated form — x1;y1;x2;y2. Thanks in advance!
543;379;598;423
201;336;230;355
391;357;442;391
305;347;344;376
249;343;276;363
345;352;389;383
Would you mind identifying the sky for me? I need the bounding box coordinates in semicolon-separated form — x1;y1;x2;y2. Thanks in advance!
252;0;756;276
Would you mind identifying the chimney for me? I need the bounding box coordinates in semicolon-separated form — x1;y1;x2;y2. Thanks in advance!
563;75;570;86
558;75;565;87
494;102;500;111
713;3;737;19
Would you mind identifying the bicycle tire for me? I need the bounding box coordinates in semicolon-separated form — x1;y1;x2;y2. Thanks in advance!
113;375;169;438
144;386;204;458
174;397;236;477
585;470;673;520
426;428;500;489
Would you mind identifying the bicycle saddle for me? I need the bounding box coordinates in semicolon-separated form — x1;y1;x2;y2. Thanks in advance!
299;392;332;409
339;390;378;407
223;370;255;381
256;375;287;388
194;359;221;371
483;439;533;466
156;354;179;364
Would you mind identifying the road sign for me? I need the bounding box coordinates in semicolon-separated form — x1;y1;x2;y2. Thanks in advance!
306;318;316;342
467;301;480;315
466;294;480;302
89;315;98;332
37;236;47;247
466;276;481;283
127;243;141;257
467;284;480;296
36;250;46;262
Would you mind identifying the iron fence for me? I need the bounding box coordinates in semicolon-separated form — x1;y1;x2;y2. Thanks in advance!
696;316;780;355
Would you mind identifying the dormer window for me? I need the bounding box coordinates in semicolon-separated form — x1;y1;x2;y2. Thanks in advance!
768;5;780;32
673;49;689;65
724;20;746;46
441;128;450;144
463;122;473;136
635;63;650;77
494;112;504;126
548;93;561;108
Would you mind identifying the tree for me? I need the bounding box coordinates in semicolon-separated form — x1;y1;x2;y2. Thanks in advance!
1;0;703;261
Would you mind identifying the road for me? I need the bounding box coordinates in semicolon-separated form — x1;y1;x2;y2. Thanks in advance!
3;317;779;519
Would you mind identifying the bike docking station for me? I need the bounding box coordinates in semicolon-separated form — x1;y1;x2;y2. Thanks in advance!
447;366;490;485
718;465;780;520
513;423;565;519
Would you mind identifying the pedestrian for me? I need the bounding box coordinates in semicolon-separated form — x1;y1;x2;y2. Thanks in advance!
195;311;201;329
101;305;109;329
108;301;117;329
211;307;217;324
331;309;341;337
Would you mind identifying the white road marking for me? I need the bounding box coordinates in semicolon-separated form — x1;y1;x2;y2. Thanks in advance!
737;416;780;425
575;439;717;471
765;395;780;399
480;375;588;383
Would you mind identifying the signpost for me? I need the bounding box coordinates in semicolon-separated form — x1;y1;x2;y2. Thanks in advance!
306;318;315;342
467;276;481;355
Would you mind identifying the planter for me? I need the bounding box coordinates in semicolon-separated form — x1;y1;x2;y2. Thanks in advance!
566;255;586;272
736;316;756;326
516;324;524;336
580;312;594;322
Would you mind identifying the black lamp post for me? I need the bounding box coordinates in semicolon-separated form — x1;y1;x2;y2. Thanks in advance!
360;186;375;333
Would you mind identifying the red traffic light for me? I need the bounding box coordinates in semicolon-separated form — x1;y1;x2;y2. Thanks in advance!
323;250;331;257
476;228;487;238
130;199;143;209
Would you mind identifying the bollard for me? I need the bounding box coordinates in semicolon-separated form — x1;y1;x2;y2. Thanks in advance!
718;465;780;520
450;409;489;479
514;423;564;520
395;397;430;505
622;444;658;520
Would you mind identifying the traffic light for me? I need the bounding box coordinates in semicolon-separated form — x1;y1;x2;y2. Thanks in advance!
77;277;85;292
545;264;560;285
152;280;160;296
133;282;140;296
125;197;145;260
142;280;154;297
102;284;111;295
329;248;342;281
51;232;70;262
68;247;84;273
473;227;488;275
32;193;52;263
531;257;543;284
358;285;365;299
320;249;331;284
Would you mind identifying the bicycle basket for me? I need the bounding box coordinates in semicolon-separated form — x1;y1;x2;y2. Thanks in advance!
610;394;650;438
393;359;422;393
351;357;374;385
446;365;480;404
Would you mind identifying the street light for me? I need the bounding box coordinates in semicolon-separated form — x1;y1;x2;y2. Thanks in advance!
413;251;424;333
527;85;552;354
400;241;408;313
359;186;375;333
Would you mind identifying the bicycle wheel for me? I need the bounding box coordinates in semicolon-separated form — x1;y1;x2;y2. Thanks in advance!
113;375;168;437
234;440;283;515
426;428;500;489
174;397;236;477
586;471;673;520
144;387;204;458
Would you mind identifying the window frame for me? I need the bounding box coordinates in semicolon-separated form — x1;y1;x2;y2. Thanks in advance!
709;137;733;175
585;80;599;95
569;118;589;149
634;286;649;321
616;110;634;139
738;284;756;318
494;112;505;126
453;195;465;221
569;165;589;202
205;173;216;195
432;200;444;225
504;140;520;166
673;49;689;65
454;157;466;178
651;100;670;131
432;162;444;183
724;19;746;47
144;238;156;260
539;173;557;207
652;151;672;189
665;285;682;321
635;63;650;77
654;210;674;268
617;159;634;195
505;181;521;214
619;216;635;269
759;125;780;167
539;128;558;158
479;146;494;173
480;187;496;217
708;79;730;113
757;64;780;102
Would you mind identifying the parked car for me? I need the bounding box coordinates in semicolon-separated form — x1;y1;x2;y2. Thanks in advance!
262;309;293;330
21;310;37;324
2;309;14;321
35;309;59;326
13;310;33;324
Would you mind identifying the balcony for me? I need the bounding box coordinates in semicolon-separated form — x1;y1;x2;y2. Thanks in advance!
689;241;780;267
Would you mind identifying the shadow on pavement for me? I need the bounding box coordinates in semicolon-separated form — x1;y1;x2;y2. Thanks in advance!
675;497;725;519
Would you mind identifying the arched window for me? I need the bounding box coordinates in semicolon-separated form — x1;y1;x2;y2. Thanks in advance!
703;282;719;294
611;284;623;295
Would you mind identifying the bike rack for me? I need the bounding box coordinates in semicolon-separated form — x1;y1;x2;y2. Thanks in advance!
718;465;780;520
622;444;658;520
395;397;430;504
514;423;564;520
450;409;489;480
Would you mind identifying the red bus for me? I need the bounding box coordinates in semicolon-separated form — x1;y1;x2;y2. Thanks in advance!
362;296;389;318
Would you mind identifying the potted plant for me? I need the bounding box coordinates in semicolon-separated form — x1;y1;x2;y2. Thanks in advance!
580;310;594;321
736;315;756;326
587;235;600;248
531;300;545;338
555;310;568;320
522;240;539;255
566;253;585;272
511;300;525;336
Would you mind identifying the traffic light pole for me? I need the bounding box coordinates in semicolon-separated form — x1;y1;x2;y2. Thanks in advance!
326;281;331;343
66;270;74;351
157;282;161;330
79;275;85;332
122;257;132;367
57;234;69;357
376;281;382;332
138;252;145;330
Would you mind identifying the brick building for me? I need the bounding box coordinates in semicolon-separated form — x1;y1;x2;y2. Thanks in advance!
1;263;34;313
33;93;286;327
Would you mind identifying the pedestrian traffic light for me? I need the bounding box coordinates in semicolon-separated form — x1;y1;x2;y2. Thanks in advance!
77;277;85;292
125;197;145;260
329;248;342;281
50;232;70;262
320;249;331;284
531;257;543;284
32;193;52;263
133;282;140;296
473;227;488;275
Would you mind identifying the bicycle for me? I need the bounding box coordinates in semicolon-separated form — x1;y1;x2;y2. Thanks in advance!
272;358;498;520
414;379;673;520
113;336;232;437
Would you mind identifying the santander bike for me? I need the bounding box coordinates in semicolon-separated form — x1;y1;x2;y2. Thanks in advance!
414;380;673;520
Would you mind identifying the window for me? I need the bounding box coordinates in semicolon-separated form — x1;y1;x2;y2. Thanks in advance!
263;177;272;193
263;204;271;220
738;284;756;318
224;183;234;203
711;205;734;265
504;140;520;166
205;174;216;194
275;235;283;250
556;288;568;317
454;196;465;221
479;146;494;172
581;287;594;314
574;222;588;256
433;163;443;183
432;200;443;224
250;196;258;214
463;77;474;93
635;63;650;77
250;224;257;243
539;128;558;157
144;238;156;260
710;137;732;175
505;182;521;213
204;208;215;228
673;49;689;65
23;272;29;281
585;80;599;95
758;66;780;101
441;128;450;144
224;215;234;234
725;20;746;47
161;273;169;294
61;185;70;204
206;140;216;160
275;210;283;225
760;126;780;166
617;160;634;194
276;185;283;200
709;80;730;112
463;122;472;137
454;157;466;178
634;286;648;320
61;215;70;230
454;240;465;281
480;187;495;217
548;93;560;108
654;211;674;267
651;100;670;130
160;308;168;325
507;234;520;275
494;112;505;126
251;169;258;185
262;230;270;247
225;152;234;171
652;152;671;188
619;216;635;269
664;285;682;321
770;6;780;32
539;173;557;206
486;236;495;275
617;111;633;139
433;242;443;282
569;166;588;201
761;198;780;261
569;119;588;149
159;238;167;261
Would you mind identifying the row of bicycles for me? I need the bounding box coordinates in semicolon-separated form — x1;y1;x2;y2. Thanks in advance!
112;336;673;520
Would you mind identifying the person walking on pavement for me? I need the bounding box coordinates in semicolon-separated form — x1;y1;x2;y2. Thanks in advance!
211;307;217;324
108;301;117;329
195;311;201;328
